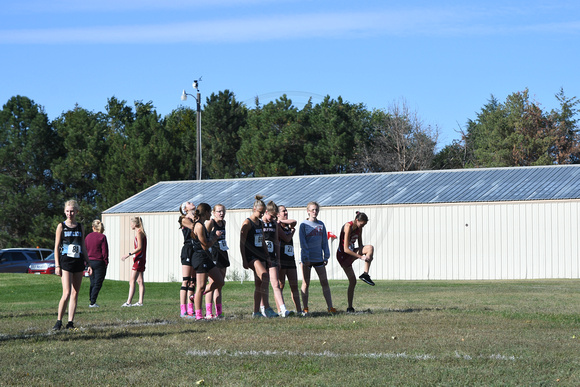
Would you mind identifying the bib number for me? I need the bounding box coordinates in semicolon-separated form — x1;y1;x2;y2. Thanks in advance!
284;245;294;256
65;244;81;258
254;235;263;247
218;239;229;251
266;240;274;253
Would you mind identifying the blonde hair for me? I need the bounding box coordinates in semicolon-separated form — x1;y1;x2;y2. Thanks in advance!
64;199;80;212
131;216;146;236
92;219;104;233
266;200;278;215
253;194;265;211
307;201;320;211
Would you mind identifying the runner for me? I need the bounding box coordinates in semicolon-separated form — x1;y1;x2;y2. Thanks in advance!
299;201;336;315
178;202;196;318
53;200;93;330
337;211;375;313
277;205;302;315
204;204;230;319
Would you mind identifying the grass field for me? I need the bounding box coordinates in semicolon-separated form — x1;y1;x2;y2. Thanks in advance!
1;274;580;386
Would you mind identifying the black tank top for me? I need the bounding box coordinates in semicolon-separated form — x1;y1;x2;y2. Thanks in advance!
59;222;83;260
279;223;295;262
192;221;209;253
244;218;265;260
263;220;278;259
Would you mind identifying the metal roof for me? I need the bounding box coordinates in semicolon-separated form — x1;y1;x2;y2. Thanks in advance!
103;165;580;214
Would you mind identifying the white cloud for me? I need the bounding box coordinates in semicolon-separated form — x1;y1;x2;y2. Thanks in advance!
0;6;577;45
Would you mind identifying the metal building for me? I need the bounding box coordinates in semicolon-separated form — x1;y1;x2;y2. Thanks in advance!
102;165;580;282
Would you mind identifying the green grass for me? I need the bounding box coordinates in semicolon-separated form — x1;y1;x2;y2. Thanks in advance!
1;274;580;386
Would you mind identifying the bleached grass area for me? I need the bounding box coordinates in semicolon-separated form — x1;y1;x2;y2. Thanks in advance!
1;274;579;385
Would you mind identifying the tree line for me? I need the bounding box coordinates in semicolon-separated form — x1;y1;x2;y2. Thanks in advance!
1;88;578;248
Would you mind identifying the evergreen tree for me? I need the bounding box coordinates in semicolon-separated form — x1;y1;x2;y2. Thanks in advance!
202;90;247;178
0;96;60;248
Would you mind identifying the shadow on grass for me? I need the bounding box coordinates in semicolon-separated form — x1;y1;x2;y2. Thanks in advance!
0;319;209;343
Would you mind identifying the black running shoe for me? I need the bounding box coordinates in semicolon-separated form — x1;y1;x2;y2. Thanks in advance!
359;273;375;286
346;307;356;313
53;320;62;331
65;321;75;330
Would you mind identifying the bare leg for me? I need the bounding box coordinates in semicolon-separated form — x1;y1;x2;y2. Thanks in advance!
250;260;269;313
343;266;357;309
286;268;302;312
314;265;333;309
362;245;374;274
301;263;311;311
67;271;83;322
58;271;73;321
126;270;138;304
194;272;208;312
136;271;145;304
181;265;193;305
269;266;285;312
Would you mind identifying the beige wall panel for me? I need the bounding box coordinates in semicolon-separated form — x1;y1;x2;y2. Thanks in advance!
102;200;580;282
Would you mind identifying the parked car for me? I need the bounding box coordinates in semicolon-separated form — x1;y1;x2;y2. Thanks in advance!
28;252;56;274
0;248;53;273
28;253;90;276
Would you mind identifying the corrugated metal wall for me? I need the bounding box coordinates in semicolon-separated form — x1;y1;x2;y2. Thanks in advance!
102;199;580;283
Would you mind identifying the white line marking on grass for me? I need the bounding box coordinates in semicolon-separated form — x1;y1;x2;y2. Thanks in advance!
187;349;434;360
187;349;516;361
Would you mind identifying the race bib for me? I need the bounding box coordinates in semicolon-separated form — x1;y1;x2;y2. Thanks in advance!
284;245;294;256
218;239;229;251
65;243;81;258
266;240;274;253
254;234;263;247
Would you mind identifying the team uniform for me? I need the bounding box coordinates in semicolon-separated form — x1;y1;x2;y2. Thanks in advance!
262;220;278;268
208;219;230;268
279;223;296;269
336;221;361;268
244;218;267;264
191;221;216;273
132;232;147;272
299;219;330;267
180;226;194;266
59;222;86;273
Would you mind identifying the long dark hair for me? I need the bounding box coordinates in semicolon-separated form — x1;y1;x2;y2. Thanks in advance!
355;211;368;222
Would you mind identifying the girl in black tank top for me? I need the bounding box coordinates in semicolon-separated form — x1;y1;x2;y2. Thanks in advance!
204;204;229;319
53;200;92;331
190;203;225;320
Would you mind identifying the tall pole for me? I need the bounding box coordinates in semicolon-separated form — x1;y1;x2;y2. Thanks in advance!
196;90;202;180
180;78;202;180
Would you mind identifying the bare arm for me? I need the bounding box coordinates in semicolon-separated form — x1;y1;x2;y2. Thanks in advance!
54;223;63;276
80;225;92;276
240;220;250;269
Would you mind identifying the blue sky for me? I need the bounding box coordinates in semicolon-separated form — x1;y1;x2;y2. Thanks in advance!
1;0;579;147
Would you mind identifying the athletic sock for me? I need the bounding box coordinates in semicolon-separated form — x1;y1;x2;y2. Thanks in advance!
216;303;222;316
187;303;194;316
206;303;213;317
180;304;186;315
260;305;266;315
195;309;203;320
280;304;288;314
